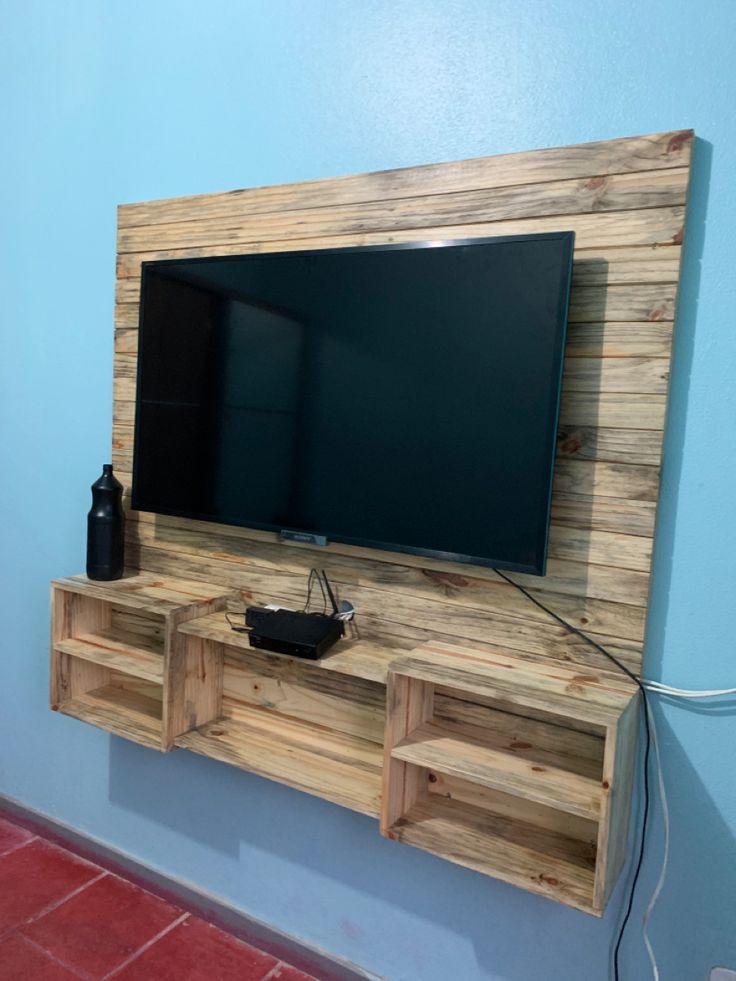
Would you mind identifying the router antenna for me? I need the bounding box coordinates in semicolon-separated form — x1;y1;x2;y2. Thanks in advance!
321;569;339;616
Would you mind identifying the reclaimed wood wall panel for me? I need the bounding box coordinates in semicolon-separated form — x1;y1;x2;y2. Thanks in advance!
115;130;693;679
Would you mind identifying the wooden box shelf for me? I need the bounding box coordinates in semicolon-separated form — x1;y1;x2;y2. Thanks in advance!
380;642;639;915
50;571;640;914
176;613;387;816
50;574;233;750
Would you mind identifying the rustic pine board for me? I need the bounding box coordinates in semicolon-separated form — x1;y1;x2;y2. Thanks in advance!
50;575;232;750
381;647;638;914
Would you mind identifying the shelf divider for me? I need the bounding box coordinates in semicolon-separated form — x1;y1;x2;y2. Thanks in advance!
55;629;164;684
392;719;603;820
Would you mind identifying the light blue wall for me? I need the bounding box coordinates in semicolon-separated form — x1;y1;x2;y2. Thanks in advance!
1;2;735;979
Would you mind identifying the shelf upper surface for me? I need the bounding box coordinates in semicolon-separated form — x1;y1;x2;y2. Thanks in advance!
52;573;234;615
391;642;638;728
178;609;400;683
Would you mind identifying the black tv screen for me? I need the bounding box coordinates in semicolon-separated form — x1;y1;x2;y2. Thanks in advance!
132;232;574;574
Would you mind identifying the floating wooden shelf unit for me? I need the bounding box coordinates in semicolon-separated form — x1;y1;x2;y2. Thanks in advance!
50;575;232;750
380;644;638;914
50;572;638;914
51;128;693;913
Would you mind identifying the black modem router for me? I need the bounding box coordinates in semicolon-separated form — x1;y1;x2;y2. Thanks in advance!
245;572;345;661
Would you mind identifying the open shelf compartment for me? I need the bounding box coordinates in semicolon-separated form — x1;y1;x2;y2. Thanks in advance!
176;701;383;817
380;642;639;915
50;574;232;751
60;678;164;751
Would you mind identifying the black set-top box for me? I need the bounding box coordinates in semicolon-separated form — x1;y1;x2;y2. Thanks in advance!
246;606;345;661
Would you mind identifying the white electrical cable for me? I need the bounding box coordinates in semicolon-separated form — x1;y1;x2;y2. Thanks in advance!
641;699;669;981
637;681;735;981
643;681;736;698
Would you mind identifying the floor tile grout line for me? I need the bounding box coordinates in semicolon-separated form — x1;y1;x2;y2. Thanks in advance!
100;911;191;981
0;836;37;860
101;864;195;909
262;961;314;981
20;932;94;981
19;869;108;932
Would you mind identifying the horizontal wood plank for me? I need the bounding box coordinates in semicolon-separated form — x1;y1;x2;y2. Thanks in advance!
570;246;682;287
391;643;636;726
117;169;688;254
426;774;599;845
551;494;656;537
563;357;668;394
558;391;666;429
392;719;603;820
54;629;164;683
568;284;675;323
565;322;673;359
130;512;647;642
118;130;691;229
557;427;663;466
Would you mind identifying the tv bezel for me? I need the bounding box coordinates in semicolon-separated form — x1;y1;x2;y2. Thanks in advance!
131;231;574;576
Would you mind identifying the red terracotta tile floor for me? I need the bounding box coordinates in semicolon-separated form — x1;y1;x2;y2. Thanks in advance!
0;814;319;981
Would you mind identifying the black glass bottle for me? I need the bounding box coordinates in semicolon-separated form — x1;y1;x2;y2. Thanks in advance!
86;464;125;580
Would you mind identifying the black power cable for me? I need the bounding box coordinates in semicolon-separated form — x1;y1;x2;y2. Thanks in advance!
493;568;651;981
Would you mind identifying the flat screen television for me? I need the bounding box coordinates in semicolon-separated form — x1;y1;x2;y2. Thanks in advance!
132;231;574;575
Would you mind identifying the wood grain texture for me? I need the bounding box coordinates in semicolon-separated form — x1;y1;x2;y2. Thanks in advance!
381;645;637;914
391;795;597;913
51;575;232;751
392;719;603;820
54;630;164;683
177;704;383;816
59;684;164;751
390;642;637;728
380;673;434;833
594;693;640;910
163;600;229;749
426;774;599;846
